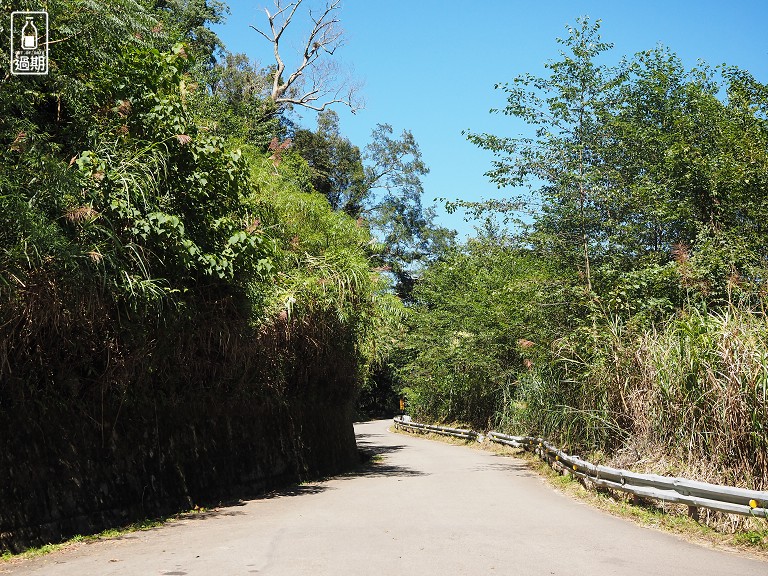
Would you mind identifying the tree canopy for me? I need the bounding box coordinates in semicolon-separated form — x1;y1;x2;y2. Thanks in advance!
402;18;768;493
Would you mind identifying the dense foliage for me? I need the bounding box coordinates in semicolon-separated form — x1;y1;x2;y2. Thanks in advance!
0;0;412;444
403;19;768;490
292;110;456;300
4;2;767;515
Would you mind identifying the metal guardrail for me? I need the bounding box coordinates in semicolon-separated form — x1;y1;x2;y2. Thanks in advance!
395;419;768;519
393;416;477;441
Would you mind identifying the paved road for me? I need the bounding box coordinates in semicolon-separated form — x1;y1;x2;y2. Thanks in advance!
4;419;766;575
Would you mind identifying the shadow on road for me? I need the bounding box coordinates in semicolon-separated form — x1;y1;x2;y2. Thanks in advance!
345;434;427;480
170;508;248;523
276;484;331;496
257;484;332;499
237;435;426;504
471;458;535;477
173;430;426;518
342;457;427;479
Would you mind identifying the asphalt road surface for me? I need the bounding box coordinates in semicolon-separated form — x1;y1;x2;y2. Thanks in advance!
4;419;767;575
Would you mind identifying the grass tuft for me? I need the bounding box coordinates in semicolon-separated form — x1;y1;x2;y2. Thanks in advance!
1;517;169;562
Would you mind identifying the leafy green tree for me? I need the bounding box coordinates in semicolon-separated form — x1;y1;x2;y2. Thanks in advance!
291;110;367;214
361;123;455;298
599;49;768;305
291;115;456;298
151;0;229;66
466;17;614;293
189;51;279;147
401;234;570;428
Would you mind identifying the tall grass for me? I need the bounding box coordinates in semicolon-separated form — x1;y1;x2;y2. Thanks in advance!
634;307;768;486
499;305;768;488
495;366;627;454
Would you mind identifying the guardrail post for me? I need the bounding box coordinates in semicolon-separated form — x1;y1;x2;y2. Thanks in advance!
687;505;700;522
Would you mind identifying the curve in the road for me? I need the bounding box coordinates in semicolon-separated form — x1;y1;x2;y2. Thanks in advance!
4;419;766;575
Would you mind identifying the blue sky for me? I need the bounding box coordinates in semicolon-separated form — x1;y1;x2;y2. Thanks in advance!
213;1;768;238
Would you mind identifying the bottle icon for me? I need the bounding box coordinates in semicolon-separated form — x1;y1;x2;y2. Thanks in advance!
21;17;38;50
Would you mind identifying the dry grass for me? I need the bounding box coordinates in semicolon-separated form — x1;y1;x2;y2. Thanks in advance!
498;306;768;511
623;307;768;490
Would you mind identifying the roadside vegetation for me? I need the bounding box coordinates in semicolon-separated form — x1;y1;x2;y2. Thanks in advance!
3;0;767;550
0;0;446;551
0;0;447;420
398;19;768;527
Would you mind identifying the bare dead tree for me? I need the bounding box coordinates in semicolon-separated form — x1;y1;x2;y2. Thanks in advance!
250;0;362;113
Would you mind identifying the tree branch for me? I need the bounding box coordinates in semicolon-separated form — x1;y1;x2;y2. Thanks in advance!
252;0;361;112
